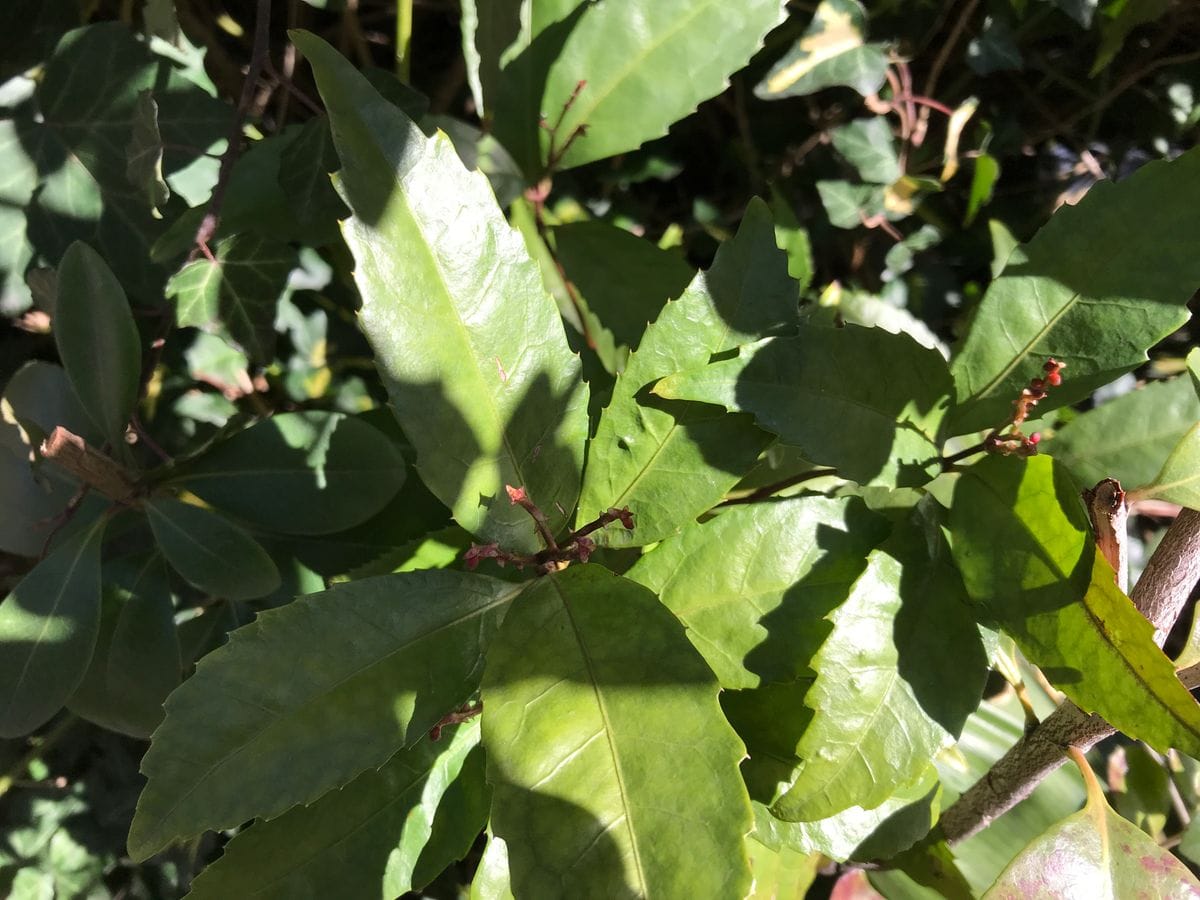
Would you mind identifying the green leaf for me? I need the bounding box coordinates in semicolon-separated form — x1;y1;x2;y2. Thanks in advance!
470;833;514;900
144;497;281;601
627;496;886;689
577;198;798;546
186;722;481;900
0;517;105;737
772;523;988;822
167;235;297;364
745;836;820;898
949;455;1200;757
982;757;1200;899
831;117;900;184
53;242;142;446
817;180;887;229
755;0;888;98
965;17;1022;75
277;115;349;243
949;147;1200;434
482;565;753;897
654;324;953;488
411;743;491;889
126;91;169;214
175;411;407;535
769;190;815;293
296;31;588;552
964;153;1000;226
532;0;786;170
1133;422;1200;509
128;570;523;860
1045;376;1200;490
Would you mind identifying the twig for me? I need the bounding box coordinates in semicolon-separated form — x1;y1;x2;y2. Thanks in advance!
0;715;78;799
191;0;273;261
506;485;559;553
429;702;481;741
915;0;979;141
718;468;839;506
40;427;139;504
395;0;413;81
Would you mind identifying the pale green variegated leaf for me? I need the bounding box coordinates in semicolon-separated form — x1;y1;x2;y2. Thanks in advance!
1133;421;1200;509
0;516;105;737
144;497;280;601
167;235;296;364
1045;375;1200;489
128;570;524;861
577;198;798;546
831;117;900;184
126;90;169;214
482;565;752;898
949;455;1200;757
626;496;886;689
187;722;481;900
655;324;953;487
755;0;888;98
296;31;587;553
175;411;407;535
537;0;787;170
949;147;1200;434
773;522;989;823
54;242;142;447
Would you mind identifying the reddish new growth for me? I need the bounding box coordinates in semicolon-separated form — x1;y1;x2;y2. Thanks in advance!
986;358;1066;458
462;485;634;575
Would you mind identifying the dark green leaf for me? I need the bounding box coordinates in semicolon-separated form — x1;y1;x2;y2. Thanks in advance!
949;147;1200;434
176;411;407;535
755;0;888;98
277;115;349;242
126;91;169;214
128;570;524;860
54;242;142;446
966;17;1023;75
411;744;491;889
144;497;280;601
654;324;953;487
482;565;753;898
0;517;105;737
577;198;798;546
296;31;588;552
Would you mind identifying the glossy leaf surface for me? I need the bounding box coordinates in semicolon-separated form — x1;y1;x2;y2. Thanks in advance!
949;147;1200;434
577;198;798;545
297;31;588;552
129;570;524;860
655;324;953;487
482;565;752;898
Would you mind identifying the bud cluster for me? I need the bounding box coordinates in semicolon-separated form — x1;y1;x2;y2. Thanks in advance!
986;358;1066;458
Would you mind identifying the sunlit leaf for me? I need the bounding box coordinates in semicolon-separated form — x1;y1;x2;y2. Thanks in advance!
756;0;888;98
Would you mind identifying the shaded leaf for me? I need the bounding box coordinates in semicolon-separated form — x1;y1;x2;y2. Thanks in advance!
482;565;752;898
964;153;1000;226
756;0;888;98
296;31;588;552
128;570;523;860
949;455;1200;757
655;324;953;488
54;242;142;446
0;517;105;737
176;411;407;535
831;117;900;184
1133;421;1200;509
187;722;481;900
126;90;169;214
410;743;491;889
949;147;1200;434
965;17;1022;75
817;180;887;229
577;198;798;546
277;115;349;242
167;235;296;364
144;497;280;600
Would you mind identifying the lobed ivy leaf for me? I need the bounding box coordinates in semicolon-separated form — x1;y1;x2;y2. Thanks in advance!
54;242;142;447
949;146;1200;434
296;31;588;553
654;323;953;487
577;198;797;546
144;497;280;601
831;117;901;184
128;570;524;861
0;516;105;738
755;0;888;98
186;722;481;900
174;411;407;536
1132;421;1200;510
126;91;169;215
482;565;753;898
949;455;1200;757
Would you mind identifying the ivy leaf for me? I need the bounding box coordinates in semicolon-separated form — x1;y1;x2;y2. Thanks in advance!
296;30;588;553
1045;375;1200;489
174;411;407;535
0;516;105;738
755;0;888;98
144;497;281;601
277;115;348;243
577;198;798;546
817;180;888;229
949;455;1200;757
831;117;900;184
128;570;524;861
627;496;886;689
654;324;953;487
126;90;169;214
982;754;1200;898
54;242;142;447
482;565;753;897
1132;422;1200;510
949;146;1200;434
167;234;297;365
186;722;481;900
